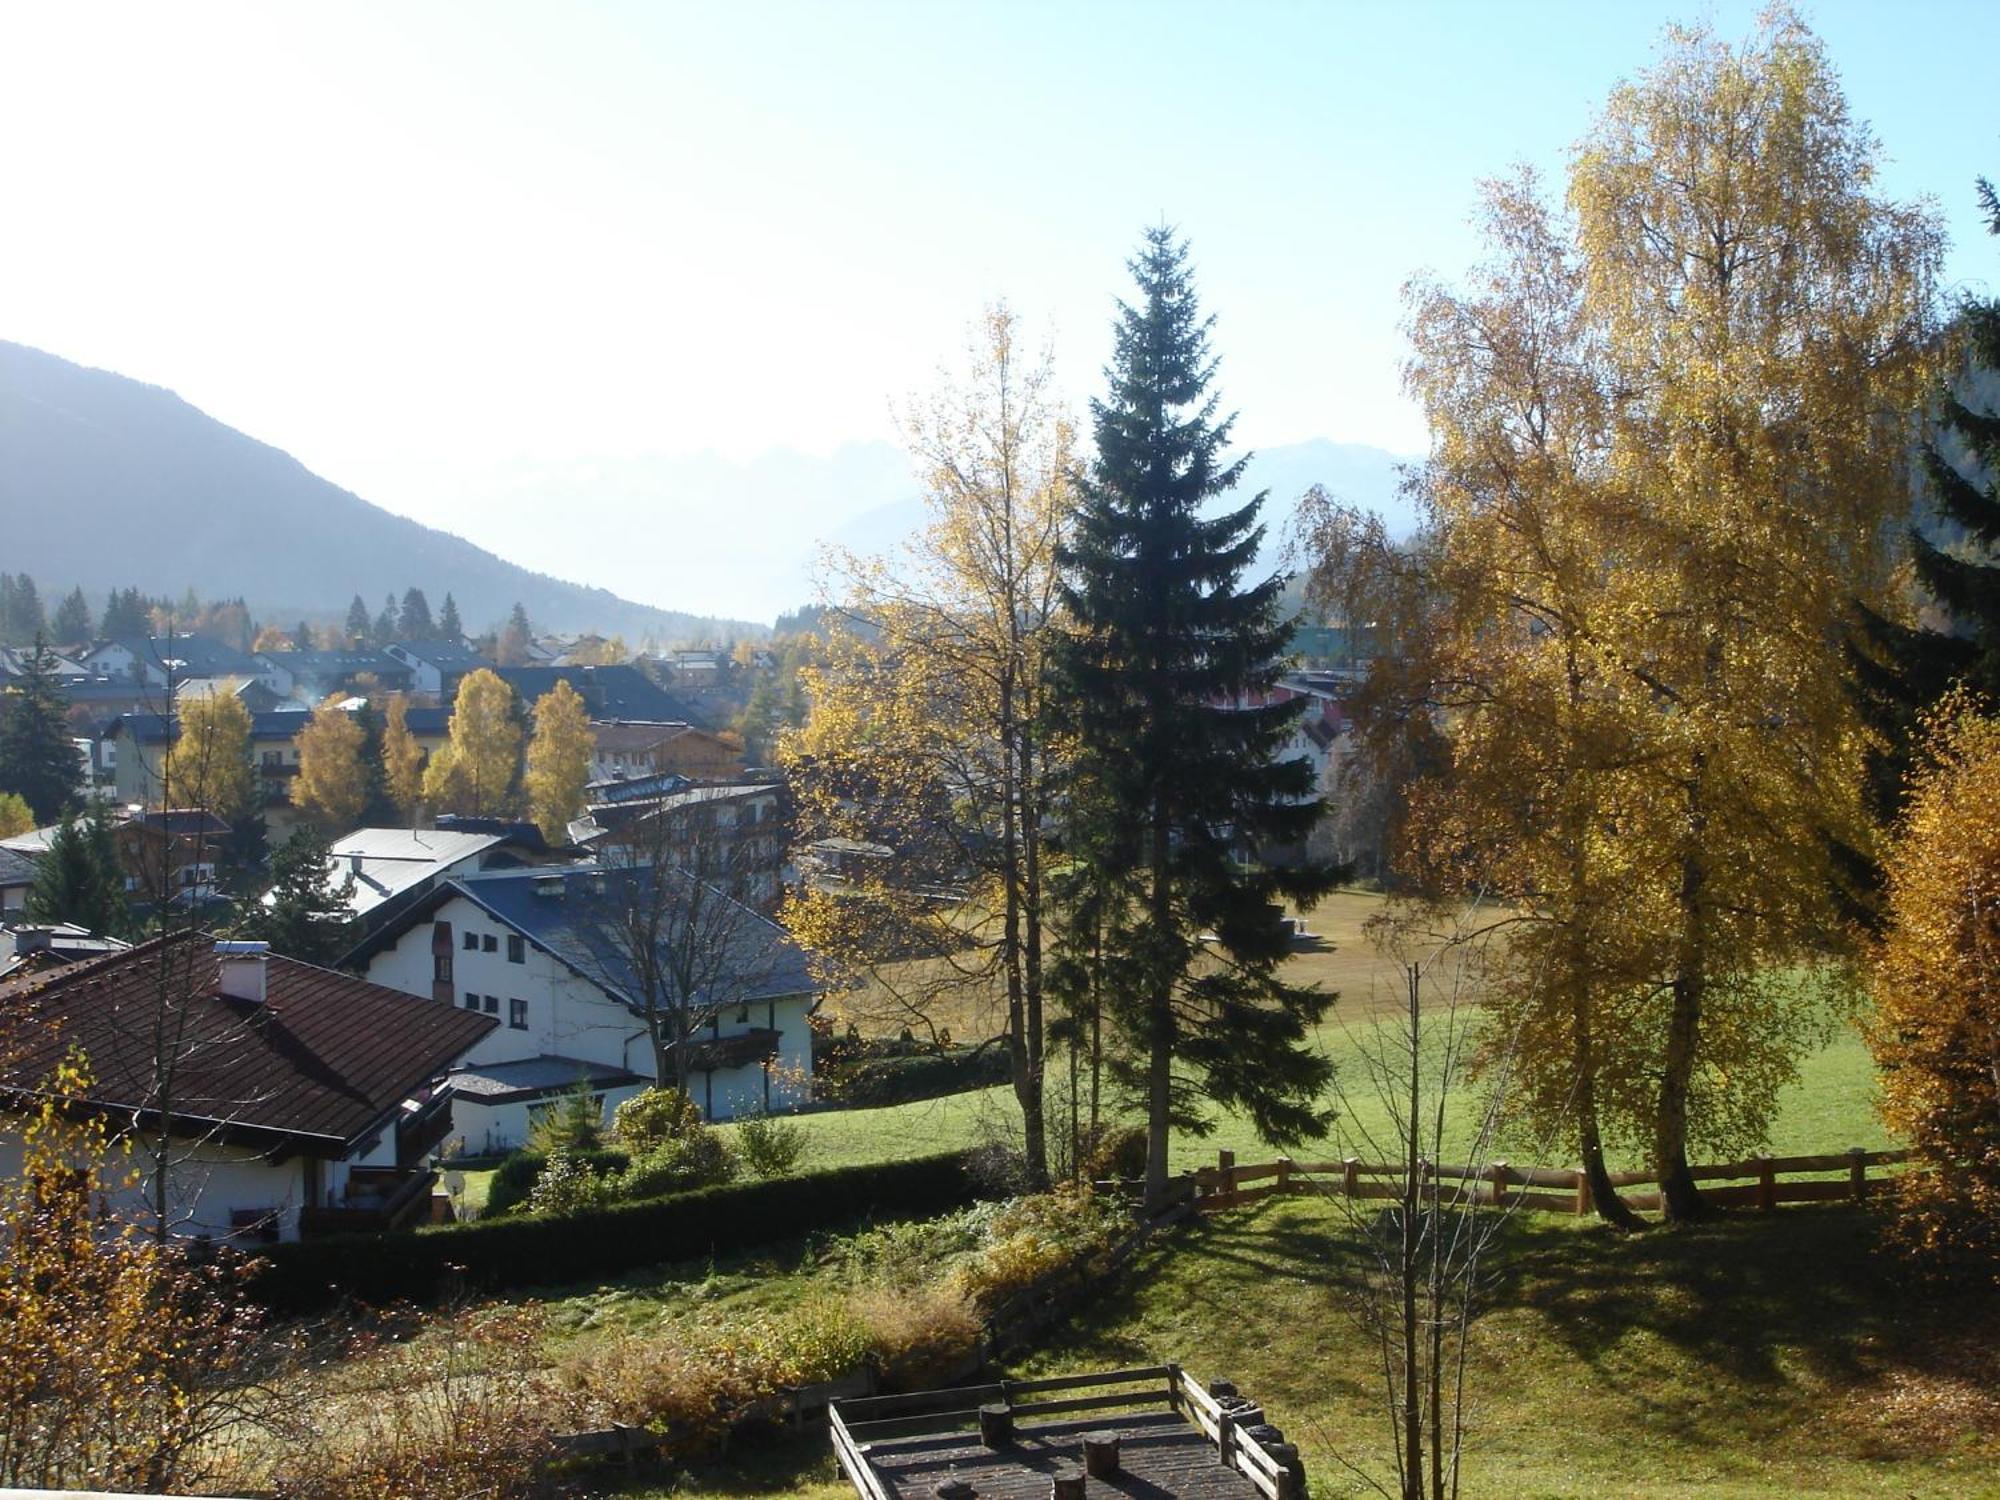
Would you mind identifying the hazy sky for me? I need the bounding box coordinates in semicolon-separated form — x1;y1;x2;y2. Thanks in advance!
3;1;1995;620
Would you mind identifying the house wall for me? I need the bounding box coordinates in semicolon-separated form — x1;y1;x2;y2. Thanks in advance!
0;1129;312;1243
450;1082;647;1158
365;895;816;1122
366;895;662;1076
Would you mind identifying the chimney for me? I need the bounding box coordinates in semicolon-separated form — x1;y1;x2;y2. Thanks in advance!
215;940;270;1004
349;853;364;877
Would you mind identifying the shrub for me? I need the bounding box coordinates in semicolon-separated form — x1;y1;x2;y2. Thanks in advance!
483;1146;631;1218
826;1045;1010;1107
734;1109;809;1179
253;1151;983;1310
527;1082;606;1155
526;1147;613;1217
618;1126;738;1198
611;1087;703;1151
1080;1123;1147;1183
849;1281;981;1390
838;1203;995;1288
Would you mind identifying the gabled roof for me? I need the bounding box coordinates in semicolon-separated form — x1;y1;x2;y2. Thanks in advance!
353;864;815;1008
387;640;495;671
255;648;411;679
322;827;505;921
0;934;497;1155
492;666;702;725
87;635;260;679
113;710;319;745
0;844;40;887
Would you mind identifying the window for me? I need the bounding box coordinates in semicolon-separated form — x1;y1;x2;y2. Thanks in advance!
482;934;497;953
484;995;498;1015
463;931;478;951
464;993;480;1009
507;935;525;964
434;954;452;983
261;750;283;770
509;998;528;1030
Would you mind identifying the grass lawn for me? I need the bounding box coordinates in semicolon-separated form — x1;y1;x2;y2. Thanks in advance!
607;1198;1998;1500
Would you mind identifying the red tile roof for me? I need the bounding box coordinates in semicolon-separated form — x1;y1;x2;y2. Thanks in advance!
0;933;496;1155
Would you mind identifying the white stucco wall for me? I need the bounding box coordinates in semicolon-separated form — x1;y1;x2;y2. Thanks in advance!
0;1129;311;1243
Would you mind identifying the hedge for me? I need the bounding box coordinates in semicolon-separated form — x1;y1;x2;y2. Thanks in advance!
252;1149;980;1311
824;1046;1011;1108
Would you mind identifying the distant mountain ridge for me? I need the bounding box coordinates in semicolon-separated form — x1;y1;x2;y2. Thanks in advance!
0;341;763;641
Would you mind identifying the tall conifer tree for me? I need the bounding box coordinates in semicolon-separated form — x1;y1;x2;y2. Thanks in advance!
0;636;82;823
1853;176;2000;821
1051;228;1339;1206
438;592;463;642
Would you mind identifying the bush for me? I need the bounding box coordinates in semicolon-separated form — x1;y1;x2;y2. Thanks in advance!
526;1082;606;1155
610;1087;703;1152
1080;1123;1147;1182
483;1147;631;1218
525;1147;613;1217
253;1151;984;1311
618;1127;738;1198
849;1281;982;1390
734;1109;809;1179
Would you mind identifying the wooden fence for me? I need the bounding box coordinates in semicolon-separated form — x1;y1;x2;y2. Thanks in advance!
1184;1147;1914;1216
831;1364;1304;1500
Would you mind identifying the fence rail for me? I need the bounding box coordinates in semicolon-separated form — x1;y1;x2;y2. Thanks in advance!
1171;1146;1913;1217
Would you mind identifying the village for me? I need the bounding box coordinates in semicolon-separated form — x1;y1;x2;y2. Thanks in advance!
3;6;1999;1500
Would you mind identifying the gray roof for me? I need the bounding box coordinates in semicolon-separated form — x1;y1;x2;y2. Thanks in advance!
388;640;494;671
318;828;507;921
445;1054;643;1104
0;845;40;887
446;864;814;1011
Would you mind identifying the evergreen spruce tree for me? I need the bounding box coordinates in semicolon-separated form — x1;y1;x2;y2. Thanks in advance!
352;699;397;825
345;594;373;645
51;587;91;644
248;824;355;964
27;800;128;935
1051;227;1341;1207
438;592;463;641
1853;176;2000;823
374;594;398;645
292;620;313;651
398;588;435;640
0;575;46;646
0;636;82;823
100;588;146;641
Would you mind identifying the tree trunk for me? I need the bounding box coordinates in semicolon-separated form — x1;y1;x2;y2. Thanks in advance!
1573;989;1643;1231
1657;765;1710;1222
1400;963;1424;1500
1143;810;1174;1211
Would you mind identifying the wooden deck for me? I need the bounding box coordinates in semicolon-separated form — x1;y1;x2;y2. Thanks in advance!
831;1367;1299;1500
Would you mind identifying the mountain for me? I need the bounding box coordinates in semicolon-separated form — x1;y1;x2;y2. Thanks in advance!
0;341;763;641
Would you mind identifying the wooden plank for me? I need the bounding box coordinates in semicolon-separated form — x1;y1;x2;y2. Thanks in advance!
837;1383;1004;1419
1007;1390;1174;1419
1229;1450;1283;1500
1775;1179;1855;1204
1507;1191;1579;1214
842;1409;989;1441
1003;1366;1171;1395
1228;1162;1288;1184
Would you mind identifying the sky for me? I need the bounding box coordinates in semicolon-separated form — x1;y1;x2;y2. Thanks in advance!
2;0;1996;622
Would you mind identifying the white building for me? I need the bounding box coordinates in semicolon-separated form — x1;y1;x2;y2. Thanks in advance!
355;865;816;1151
0;936;495;1243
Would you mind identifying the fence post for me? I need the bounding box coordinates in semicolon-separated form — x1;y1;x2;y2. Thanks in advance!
1849;1147;1868;1203
1490;1161;1509;1208
1572;1167;1592;1217
1756;1153;1776;1212
1343;1157;1359;1199
1277;1157;1293;1195
1218;1149;1235;1200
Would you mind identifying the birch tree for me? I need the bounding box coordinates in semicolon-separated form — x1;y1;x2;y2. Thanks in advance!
786;304;1075;1186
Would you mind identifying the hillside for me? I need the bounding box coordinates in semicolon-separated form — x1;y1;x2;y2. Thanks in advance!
0;341;762;641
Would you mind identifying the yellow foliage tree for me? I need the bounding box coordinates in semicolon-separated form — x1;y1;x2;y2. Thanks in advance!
292;700;368;830
1870;702;2000;1278
786;304;1075;1184
381;694;425;818
0;1055;262;1490
426;668;521;817
162;691;255;823
524;679;592;843
0;791;32;838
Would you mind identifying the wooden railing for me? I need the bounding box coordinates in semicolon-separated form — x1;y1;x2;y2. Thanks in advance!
1183;1147;1914;1217
830;1365;1303;1500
